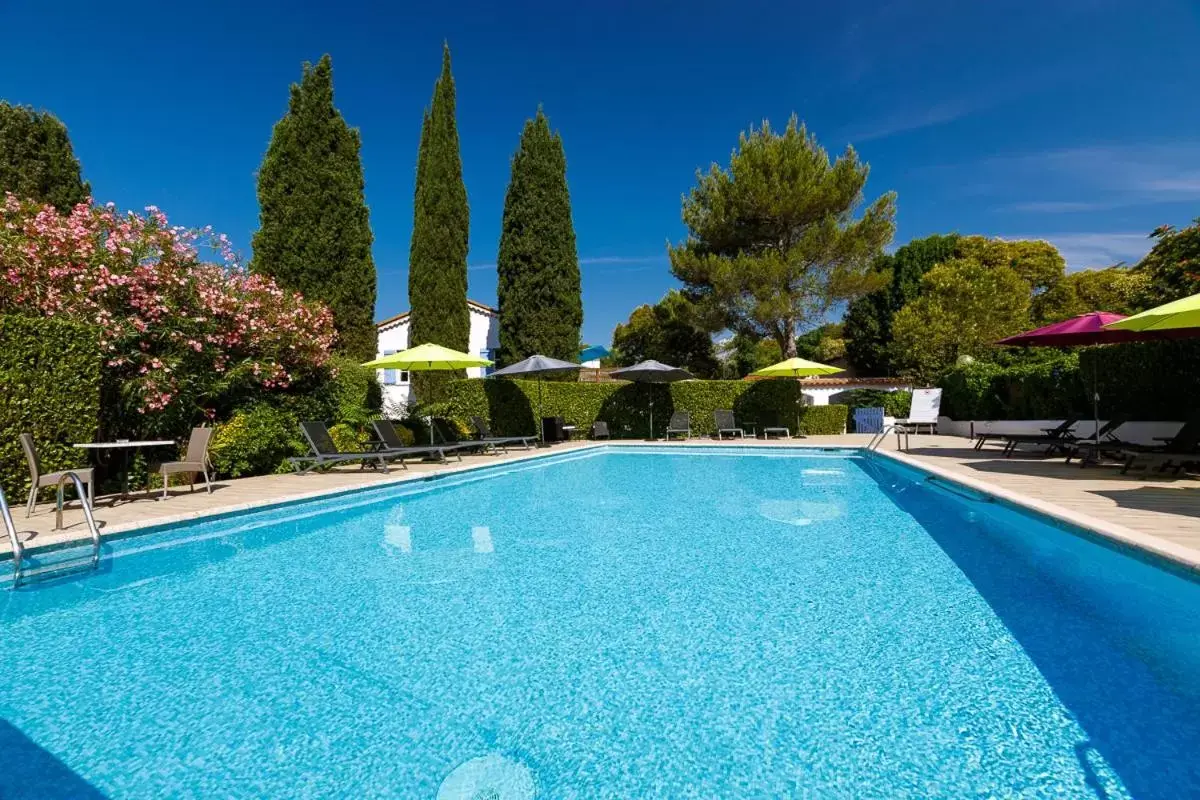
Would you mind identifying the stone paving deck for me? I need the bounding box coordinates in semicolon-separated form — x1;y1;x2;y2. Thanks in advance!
6;435;1199;570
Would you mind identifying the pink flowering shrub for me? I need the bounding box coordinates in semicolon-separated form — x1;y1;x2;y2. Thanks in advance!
0;194;337;433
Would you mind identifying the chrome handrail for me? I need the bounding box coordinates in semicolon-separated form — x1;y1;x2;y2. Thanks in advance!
54;471;101;571
867;424;897;451
0;486;22;585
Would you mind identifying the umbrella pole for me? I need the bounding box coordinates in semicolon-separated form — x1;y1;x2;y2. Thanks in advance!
538;376;544;445
795;377;801;434
1093;363;1100;446
649;388;654;441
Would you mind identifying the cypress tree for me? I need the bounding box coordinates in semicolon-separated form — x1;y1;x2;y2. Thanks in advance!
496;108;582;365
0;102;89;212
407;44;470;400
252;55;377;360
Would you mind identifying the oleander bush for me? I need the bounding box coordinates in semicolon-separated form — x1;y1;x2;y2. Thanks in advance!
0;315;101;497
444;378;848;437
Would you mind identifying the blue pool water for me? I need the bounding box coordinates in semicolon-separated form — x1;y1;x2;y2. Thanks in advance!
1;447;1198;798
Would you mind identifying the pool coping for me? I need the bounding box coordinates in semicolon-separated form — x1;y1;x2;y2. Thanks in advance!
9;440;1200;577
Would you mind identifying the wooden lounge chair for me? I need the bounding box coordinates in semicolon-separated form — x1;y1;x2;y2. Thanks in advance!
714;409;744;440
469;416;537;451
665;411;691;440
19;433;94;516
1120;418;1200;475
158;426;214;499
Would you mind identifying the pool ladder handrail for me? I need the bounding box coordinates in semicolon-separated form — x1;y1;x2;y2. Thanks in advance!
6;472;101;588
0;485;22;585
867;424;906;452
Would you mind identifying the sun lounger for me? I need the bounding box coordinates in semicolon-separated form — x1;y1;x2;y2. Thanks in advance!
469;416;537;450
289;421;456;475
1120;418;1200;475
377;419;486;458
591;421;610;440
993;416;1083;457
1062;416;1129;466
714;409;744;440
666;412;691;440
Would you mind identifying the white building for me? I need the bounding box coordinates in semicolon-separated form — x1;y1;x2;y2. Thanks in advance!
374;299;500;411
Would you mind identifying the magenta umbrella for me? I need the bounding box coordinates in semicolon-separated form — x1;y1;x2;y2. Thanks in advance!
997;312;1140;444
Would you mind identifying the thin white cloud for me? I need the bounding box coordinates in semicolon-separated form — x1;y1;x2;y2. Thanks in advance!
850;101;984;143
467;262;496;272
989;143;1200;212
1006;232;1153;271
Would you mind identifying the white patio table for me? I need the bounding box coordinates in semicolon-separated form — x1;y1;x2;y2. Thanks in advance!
74;439;175;502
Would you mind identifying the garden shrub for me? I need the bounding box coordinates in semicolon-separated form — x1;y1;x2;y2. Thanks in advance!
444;379;848;438
1081;339;1200;421
0;316;101;497
835;389;912;419
939;353;1085;420
209;405;304;478
328;422;366;454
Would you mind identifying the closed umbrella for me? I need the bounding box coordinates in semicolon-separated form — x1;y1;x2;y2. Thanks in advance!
361;343;494;444
751;357;843;434
609;360;695;439
490;355;581;442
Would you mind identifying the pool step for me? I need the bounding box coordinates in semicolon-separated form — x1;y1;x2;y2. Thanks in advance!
14;549;101;585
2;473;102;589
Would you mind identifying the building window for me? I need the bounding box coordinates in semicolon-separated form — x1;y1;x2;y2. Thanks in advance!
481;349;496;376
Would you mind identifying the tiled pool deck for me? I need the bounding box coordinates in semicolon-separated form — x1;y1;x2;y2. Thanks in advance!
8;435;1200;571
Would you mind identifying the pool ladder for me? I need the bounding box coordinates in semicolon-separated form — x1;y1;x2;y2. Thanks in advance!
2;472;102;588
867;424;909;452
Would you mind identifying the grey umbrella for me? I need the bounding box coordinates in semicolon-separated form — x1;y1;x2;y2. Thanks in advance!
609;360;695;439
490;355;581;442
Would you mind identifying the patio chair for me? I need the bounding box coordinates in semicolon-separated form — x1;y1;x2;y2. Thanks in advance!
19;433;94;517
469;416;537;451
894;388;941;436
714;409;745;440
665;411;691;440
760;412;791;440
158;426;214;500
591;421;610;440
1119;417;1200;475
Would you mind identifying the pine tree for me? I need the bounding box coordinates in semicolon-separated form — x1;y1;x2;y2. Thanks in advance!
407;43;471;400
252;55;377;360
0;102;89;212
496;108;582;365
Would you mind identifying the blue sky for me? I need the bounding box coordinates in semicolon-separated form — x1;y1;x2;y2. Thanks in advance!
3;0;1199;345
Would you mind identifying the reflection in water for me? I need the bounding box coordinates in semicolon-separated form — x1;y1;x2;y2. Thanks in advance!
472;526;494;554
757;499;844;527
384;506;412;553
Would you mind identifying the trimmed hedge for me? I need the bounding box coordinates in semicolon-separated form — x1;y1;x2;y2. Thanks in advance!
0;316;100;497
444;378;848;437
837;389;912;420
939;340;1200;421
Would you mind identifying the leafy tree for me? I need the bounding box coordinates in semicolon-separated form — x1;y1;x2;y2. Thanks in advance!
890;259;1031;383
956;236;1065;294
252;55;377;360
794;323;844;363
408;44;471;398
1036;266;1149;320
843;234;960;375
670;116;895;359
611;290;718;376
717;333;782;379
1132;219;1200;304
0;102;89;211
496;108;582;364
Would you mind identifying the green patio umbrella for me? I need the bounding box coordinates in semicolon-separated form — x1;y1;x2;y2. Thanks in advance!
1104;291;1200;334
752;357;843;434
362;343;494;443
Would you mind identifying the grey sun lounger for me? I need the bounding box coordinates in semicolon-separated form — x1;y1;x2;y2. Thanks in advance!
426;419;496;455
289;421;458;475
992;416;1083;457
1062;416;1129;466
375;419;485;458
665;412;691;440
469;416;537;450
1119;417;1200;475
714;409;745;440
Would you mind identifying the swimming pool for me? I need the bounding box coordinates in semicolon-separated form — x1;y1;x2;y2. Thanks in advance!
1;446;1197;798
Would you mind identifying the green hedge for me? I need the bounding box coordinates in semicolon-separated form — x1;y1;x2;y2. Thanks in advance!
0;316;101;498
444;378;848;437
837;389;912;420
939;341;1200;421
